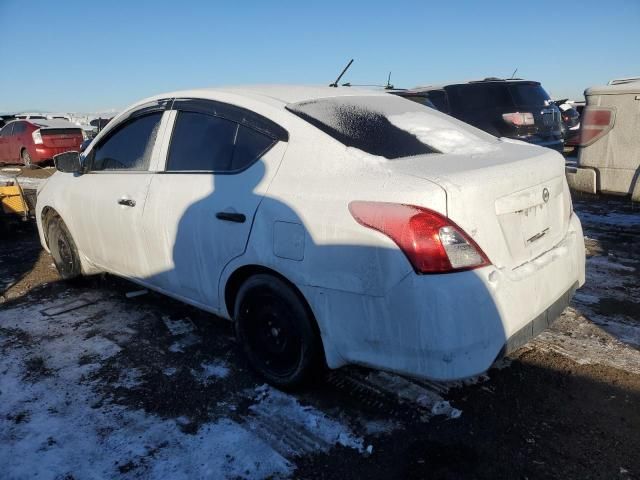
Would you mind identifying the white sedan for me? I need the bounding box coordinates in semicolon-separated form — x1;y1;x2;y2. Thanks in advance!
36;86;585;387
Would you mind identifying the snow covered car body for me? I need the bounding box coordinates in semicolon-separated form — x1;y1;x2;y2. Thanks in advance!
36;86;585;385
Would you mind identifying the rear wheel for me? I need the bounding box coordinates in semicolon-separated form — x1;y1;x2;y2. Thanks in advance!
234;274;323;389
47;216;81;280
21;149;33;169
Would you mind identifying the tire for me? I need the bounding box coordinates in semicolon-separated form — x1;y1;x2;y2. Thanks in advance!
47;216;82;280
21;149;33;169
234;274;323;389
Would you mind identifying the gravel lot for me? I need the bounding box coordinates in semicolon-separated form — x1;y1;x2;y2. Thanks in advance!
1;180;639;479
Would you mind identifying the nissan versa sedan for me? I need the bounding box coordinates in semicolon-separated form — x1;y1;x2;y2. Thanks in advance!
36;86;585;387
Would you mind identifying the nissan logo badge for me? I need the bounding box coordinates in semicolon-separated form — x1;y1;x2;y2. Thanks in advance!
543;188;550;203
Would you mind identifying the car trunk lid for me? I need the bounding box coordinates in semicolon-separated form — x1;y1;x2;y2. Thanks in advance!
40;128;83;148
388;142;571;271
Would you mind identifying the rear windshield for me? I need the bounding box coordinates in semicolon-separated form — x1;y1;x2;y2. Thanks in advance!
286;96;437;159
41;128;82;136
446;82;551;112
508;84;551;106
286;95;498;158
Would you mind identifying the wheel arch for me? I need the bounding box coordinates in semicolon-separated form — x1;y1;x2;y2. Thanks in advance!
40;206;61;248
223;263;327;364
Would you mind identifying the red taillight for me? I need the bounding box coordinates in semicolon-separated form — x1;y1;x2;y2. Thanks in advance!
502;112;535;126
578;107;615;146
348;201;491;274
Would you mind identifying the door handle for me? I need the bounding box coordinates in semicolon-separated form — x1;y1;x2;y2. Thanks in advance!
216;212;246;223
118;198;136;207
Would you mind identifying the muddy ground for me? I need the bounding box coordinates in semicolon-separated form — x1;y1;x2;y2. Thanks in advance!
1;188;639;479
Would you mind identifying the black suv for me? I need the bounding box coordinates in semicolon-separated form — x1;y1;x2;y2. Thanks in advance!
394;78;564;152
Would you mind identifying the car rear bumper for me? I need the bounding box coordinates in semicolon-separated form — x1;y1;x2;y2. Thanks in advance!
306;214;585;381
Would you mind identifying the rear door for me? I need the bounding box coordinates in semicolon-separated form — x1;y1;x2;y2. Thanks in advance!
141;99;288;310
67;105;170;277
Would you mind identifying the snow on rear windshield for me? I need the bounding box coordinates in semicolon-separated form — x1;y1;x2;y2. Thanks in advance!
286;95;497;159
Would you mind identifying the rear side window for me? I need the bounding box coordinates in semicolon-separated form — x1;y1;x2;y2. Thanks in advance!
91;112;162;171
167;111;275;172
446;84;512;112
286;96;437;159
12;122;26;134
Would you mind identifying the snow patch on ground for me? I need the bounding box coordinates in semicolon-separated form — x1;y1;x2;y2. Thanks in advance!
0;293;377;478
577;210;640;227
246;385;365;456
192;360;231;383
529;308;640;375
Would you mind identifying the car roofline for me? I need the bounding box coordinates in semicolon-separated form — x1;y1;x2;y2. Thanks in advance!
408;78;541;93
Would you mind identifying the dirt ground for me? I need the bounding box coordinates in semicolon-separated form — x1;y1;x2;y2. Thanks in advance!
1;191;639;479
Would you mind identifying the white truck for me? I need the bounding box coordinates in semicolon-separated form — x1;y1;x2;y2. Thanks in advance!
566;77;640;201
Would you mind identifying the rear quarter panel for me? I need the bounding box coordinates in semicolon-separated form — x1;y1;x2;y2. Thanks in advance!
220;120;448;315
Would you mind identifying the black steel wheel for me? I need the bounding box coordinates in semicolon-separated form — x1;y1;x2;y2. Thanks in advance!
234;274;323;389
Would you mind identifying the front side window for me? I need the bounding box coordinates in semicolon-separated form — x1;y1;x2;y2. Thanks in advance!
167;111;275;172
90;112;162;171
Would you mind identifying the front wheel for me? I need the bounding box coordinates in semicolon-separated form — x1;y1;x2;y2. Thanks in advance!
47;216;82;280
234;274;324;389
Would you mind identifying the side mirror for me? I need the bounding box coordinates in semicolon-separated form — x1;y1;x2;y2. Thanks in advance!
54;151;82;173
79;139;92;153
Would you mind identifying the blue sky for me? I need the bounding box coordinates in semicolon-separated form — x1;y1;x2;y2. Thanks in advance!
1;0;638;112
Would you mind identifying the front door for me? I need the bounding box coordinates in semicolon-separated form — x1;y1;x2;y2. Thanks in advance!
69;110;167;278
141;102;287;311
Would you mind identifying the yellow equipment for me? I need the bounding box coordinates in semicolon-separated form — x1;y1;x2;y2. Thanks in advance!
1;177;30;221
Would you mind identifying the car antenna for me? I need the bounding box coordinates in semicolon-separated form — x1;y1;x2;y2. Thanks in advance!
509;68;518;79
330;59;354;87
384;71;394;90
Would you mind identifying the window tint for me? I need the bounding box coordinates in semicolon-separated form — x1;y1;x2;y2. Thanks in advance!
13;122;26;134
446;84;512;112
167;111;275;172
91;113;161;171
231;125;275;170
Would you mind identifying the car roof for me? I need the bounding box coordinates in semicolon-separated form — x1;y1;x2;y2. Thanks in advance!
409;78;540;93
586;80;640;96
137;85;391;109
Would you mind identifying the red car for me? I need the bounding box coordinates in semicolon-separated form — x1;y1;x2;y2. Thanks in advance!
0;119;84;167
